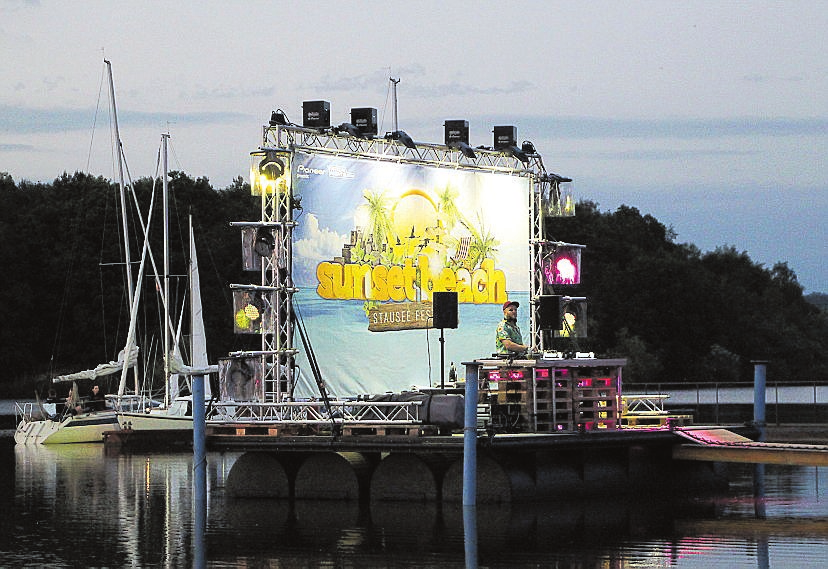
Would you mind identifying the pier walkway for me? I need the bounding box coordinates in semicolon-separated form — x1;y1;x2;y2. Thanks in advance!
673;427;828;466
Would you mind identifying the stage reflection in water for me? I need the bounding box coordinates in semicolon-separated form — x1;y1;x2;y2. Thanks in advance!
5;441;828;568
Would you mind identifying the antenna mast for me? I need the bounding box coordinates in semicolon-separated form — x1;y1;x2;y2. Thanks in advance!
390;77;400;132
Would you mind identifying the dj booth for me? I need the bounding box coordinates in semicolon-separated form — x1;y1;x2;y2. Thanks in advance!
466;357;627;433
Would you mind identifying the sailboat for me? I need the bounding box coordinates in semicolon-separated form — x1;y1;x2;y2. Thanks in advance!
14;350;135;444
117;137;216;432
117;215;216;431
15;60;157;445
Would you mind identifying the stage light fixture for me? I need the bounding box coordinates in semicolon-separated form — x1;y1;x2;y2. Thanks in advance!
449;140;476;159
386;130;417;149
507;145;529;163
269;109;289;126
335;122;363;138
542;243;584;286
259;151;285;181
521;140;536;155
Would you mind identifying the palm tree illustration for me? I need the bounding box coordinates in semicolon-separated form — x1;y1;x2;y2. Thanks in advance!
436;185;498;270
361;189;396;260
465;213;499;269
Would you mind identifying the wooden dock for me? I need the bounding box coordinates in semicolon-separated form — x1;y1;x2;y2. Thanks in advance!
673;427;828;466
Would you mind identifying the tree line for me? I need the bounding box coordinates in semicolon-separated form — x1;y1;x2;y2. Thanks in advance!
0;171;825;397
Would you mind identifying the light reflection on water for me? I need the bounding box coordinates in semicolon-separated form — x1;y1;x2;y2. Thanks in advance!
2;438;827;568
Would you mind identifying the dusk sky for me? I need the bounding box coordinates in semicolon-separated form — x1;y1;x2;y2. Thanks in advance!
2;1;825;292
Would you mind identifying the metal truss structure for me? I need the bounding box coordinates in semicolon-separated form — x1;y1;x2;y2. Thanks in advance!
218;123;574;426
211;399;425;425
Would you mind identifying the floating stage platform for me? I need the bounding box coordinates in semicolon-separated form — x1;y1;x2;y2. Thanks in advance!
104;356;828;503
200;425;759;503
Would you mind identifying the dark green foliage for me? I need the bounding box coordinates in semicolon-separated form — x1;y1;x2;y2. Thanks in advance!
1;181;826;396
550;201;828;384
0;171;259;396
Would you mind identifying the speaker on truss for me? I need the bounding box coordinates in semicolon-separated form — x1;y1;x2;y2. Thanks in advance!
432;291;458;329
537;295;561;330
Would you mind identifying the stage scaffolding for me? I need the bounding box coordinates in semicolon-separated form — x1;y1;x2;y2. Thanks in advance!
220;124;574;423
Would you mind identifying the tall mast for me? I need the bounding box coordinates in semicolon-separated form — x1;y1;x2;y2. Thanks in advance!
390;77;400;132
105;59;136;314
105;59;140;398
162;133;171;407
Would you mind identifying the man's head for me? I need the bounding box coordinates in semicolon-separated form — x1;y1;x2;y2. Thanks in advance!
502;300;519;321
92;385;99;394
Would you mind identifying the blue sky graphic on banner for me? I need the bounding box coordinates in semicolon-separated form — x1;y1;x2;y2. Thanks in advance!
290;151;530;396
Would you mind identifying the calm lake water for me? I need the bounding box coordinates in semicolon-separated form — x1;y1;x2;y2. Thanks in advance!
2;436;827;568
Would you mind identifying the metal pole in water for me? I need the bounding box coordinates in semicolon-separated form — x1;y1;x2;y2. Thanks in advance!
463;363;479;506
752;360;768;442
192;373;206;568
463;504;478;569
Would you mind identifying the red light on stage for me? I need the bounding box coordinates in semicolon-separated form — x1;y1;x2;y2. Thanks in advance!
556;257;576;282
488;371;502;381
543;246;581;285
542;243;583;287
509;370;525;380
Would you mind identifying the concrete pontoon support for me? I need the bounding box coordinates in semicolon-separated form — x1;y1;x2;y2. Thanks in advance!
294;451;371;500
443;454;535;503
370;453;445;502
226;452;290;498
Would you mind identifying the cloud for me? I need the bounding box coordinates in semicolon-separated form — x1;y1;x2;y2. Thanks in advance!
0;104;251;134
293;213;346;261
742;73;806;83
188;86;276;100
0;142;33;152
310;65;427;93
309;66;533;97
408;81;534;98
499;116;828;140
556;148;760;161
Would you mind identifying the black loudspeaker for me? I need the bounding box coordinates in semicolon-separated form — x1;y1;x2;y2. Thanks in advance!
538;295;561;330
432;291;458;329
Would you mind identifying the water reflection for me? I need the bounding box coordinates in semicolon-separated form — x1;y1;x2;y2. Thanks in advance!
5;441;828;568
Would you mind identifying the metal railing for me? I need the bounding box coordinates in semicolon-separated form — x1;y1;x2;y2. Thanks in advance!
627;381;828;425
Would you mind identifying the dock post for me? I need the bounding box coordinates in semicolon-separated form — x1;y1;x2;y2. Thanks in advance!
192;373;206;568
193;374;207;465
463;362;479;506
751;360;768;442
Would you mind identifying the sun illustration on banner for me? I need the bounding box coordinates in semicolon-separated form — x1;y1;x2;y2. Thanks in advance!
391;188;438;241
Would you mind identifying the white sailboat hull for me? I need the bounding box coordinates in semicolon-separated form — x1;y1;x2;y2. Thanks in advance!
15;411;120;445
117;411;193;431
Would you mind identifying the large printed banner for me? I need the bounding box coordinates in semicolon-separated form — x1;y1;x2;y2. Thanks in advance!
291;151;530;396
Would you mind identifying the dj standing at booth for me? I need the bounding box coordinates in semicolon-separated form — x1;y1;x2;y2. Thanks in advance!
495;300;528;355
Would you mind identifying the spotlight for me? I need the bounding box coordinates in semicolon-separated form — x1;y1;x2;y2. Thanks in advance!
335;122;363;138
507;145;529;164
269;109;289;126
521;140;536;155
386;130;417;149
259;151;285;181
449;140;476;159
